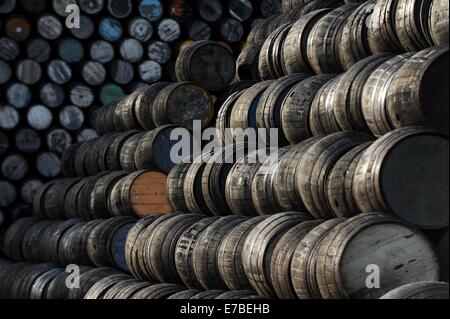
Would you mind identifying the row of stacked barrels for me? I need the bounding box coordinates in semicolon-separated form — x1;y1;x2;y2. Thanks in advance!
0;260;268;299
238;0;449;81
234;45;449;144
167;128;448;231
0;0;278;228
0;212;448;299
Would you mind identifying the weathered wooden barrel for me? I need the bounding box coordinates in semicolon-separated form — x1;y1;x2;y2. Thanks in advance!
332;54;393;133
353;127;449;229
87;217;136;267
315;213;440;299
230;81;273;132
242;212;312;297
125;215;162;280
290;218;346;299
297;132;373;219
183;153;215;216
380;282;449;299
236;42;263;81
273;137;320;212
144;214;203;283
201;144;251;216
152;82;214;130
307;4;360;74
281;75;335;144
167;289;203;299
362;52;415;137
386;46;449;135
131;283;185;299
259;23;293;80
257;74;312;145
270;220;323;299
2;217;39;261
251;147;292;215
109;281;153;299
190;289;227;299
135;125;192;174
283;9;332;75
83;274;133;299
225;149;268;216
395;0;434;51
108;170;173;217
175;217;219;289
325;142;372;218
90;171;128;219
309;76;343;135
101;279;144;299
175;41;236;92
429;0;449;45
218;216;266;291
193;215;247;290
67;267;124;299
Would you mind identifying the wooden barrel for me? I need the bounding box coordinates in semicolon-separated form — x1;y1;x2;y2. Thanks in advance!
225;149;267;216
309;75;344;135
110;221;136;272
67;267;123;299
380;281;449;299
168;289;203;299
69;84;94;108
353;127;449;229
325;142;372;218
26;38;51;63
1;153;29;181
251;147;292;215
30;267;65;299
273;137;320;212
10;264;57;299
193;216;247;290
395;0;434;51
258;23;293;80
175;41;236;92
218;216;266;291
125;215;162;280
307;4;360;74
236;42;262;81
41;219;80;264
131;283;185;299
362;53;415;137
119;132;145;172
315;213;440;299
333;54;393;133
297;132;373;219
368;0;404;53
188;20;212;41
183;153;215;216
338;0;376;70
84;274;133;299
108;170;173;217
110;281;153;299
242;212;312;297
0;37;20;61
175;217;220;289
105;131;141;171
101;279;143;299
90;171;128;219
230;81;273;132
386;46;449;135
283;9;331;75
152;82;214;130
166;161;191;213
40;83;65;108
271;220;323;299
247;16;277;45
135;125;191;174
21;220;53;262
133;82;170;131
429;0;449;45
216;91;245;144
190;289;227;299
290;218;345;299
14;128;41;154
144;214;203;283
87;217;136;267
257;74;311;145
280;75;335;144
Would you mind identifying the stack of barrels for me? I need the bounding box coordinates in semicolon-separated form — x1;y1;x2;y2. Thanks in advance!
0;0;276;229
239;0;449;82
1;212;448;299
0;0;448;300
168;128;448;231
